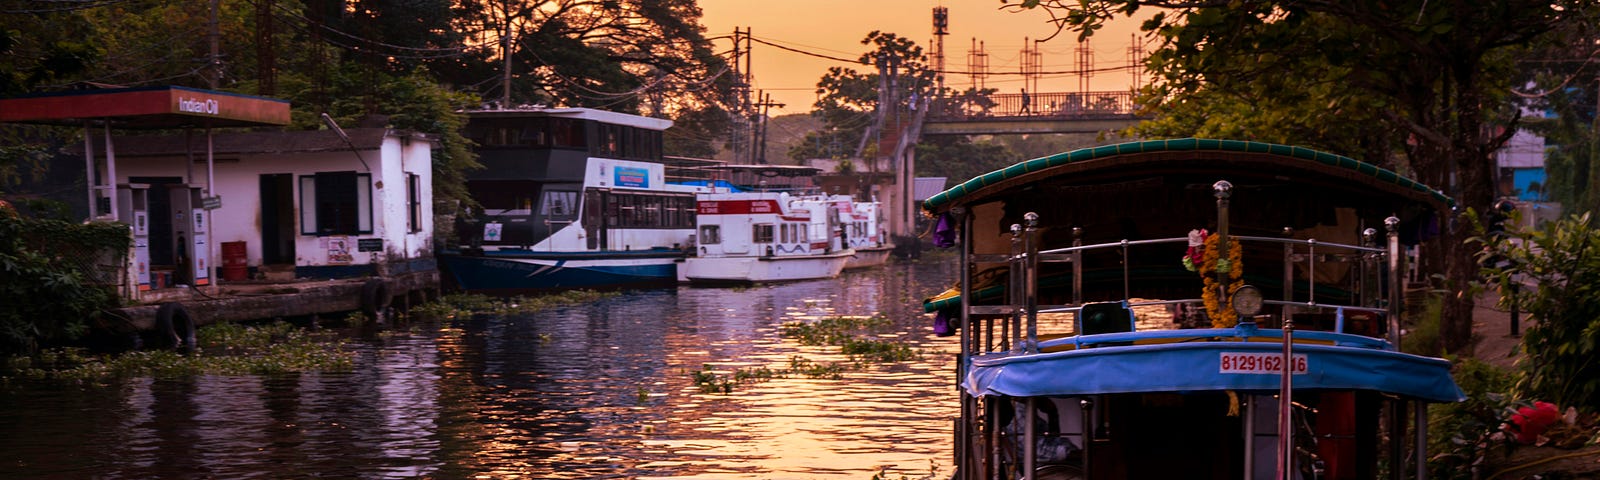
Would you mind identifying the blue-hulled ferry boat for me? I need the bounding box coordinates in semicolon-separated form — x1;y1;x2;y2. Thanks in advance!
923;139;1464;479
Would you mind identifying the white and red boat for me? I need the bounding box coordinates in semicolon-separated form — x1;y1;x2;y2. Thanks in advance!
839;198;893;269
679;191;854;284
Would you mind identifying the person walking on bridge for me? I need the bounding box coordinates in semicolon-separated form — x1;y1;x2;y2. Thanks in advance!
1020;88;1032;115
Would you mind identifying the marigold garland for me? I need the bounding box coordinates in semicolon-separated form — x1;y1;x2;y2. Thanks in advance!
1197;232;1243;328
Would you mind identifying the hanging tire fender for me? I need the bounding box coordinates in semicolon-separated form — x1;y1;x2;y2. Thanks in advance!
361;278;392;319
153;302;197;353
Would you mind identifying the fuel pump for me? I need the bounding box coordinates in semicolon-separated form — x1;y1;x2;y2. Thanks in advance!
167;185;209;287
117;184;150;291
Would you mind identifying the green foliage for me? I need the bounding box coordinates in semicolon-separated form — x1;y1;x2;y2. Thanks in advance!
1474;212;1600;408
3;321;353;381
1402;292;1445;356
1428;358;1517;479
0;215;130;354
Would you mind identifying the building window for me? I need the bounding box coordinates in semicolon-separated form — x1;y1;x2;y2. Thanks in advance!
699;225;721;245
407;173;422;233
300;171;372;235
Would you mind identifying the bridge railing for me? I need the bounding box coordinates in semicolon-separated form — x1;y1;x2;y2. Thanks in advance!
928;91;1139;121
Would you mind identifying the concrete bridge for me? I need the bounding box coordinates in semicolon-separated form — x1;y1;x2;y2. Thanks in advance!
923;90;1149;135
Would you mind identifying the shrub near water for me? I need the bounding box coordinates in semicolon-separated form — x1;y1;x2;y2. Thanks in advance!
1475;212;1600;408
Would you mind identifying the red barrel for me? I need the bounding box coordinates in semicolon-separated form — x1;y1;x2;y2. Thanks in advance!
221;241;248;281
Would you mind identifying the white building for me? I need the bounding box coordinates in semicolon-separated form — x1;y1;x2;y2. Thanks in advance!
107;128;436;288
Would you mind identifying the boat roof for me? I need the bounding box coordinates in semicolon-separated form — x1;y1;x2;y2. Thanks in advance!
465;107;673;131
922;138;1453;214
964;326;1465;403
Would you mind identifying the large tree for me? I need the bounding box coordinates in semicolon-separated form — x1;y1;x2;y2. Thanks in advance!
789;31;938;165
1015;0;1599;353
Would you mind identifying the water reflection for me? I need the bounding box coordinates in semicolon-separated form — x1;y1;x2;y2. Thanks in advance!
0;258;959;479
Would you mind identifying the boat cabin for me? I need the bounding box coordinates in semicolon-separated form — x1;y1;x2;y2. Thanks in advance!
924;139;1464;480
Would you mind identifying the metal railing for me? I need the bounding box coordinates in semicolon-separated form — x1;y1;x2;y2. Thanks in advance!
928;91;1139;121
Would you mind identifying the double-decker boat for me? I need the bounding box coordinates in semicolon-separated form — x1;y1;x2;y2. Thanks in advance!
438;108;712;293
922;139;1464;479
678;191;854;284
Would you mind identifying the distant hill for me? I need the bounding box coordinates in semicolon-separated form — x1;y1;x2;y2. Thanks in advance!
760;113;821;165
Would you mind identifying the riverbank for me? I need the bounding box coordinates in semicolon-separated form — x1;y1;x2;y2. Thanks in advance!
1455;291;1600;479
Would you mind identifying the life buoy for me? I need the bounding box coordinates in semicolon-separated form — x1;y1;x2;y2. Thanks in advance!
153;302;197;354
361;278;392;321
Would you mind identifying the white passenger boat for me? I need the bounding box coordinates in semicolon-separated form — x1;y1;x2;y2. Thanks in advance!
679;191;854;284
438;108;712;293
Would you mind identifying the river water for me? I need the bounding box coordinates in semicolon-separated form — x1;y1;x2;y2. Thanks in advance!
0;256;961;479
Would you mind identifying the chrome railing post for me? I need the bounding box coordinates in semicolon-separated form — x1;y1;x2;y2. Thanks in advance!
1214;180;1233;321
1024;212;1040;353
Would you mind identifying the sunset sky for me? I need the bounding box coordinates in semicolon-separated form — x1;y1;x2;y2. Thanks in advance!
697;0;1150;115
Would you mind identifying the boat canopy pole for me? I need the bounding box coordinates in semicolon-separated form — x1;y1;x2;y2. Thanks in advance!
1214;181;1232;323
954;206;974;477
1386;216;1402;348
1024;212;1040;353
1009;223;1023;352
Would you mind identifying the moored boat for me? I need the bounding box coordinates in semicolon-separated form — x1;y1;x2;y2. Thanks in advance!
923;139;1464;479
840;197;893;269
679;191;854;284
438;108;711;293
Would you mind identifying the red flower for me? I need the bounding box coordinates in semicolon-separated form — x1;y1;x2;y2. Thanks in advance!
1506;401;1561;444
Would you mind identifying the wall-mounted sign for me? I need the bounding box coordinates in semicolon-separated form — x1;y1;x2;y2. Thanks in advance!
614;166;649;188
357;238;383;252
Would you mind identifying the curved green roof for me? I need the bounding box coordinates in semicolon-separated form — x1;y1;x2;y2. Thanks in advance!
920;138;1452;212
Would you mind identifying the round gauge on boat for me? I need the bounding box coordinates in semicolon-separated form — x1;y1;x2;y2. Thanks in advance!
1231;284;1264;317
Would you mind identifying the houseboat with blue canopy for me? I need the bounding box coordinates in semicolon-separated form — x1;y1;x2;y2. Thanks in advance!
438;108;714;293
921;139;1464;479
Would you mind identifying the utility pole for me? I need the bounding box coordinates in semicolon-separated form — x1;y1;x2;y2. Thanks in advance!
731;27;754;164
207;0;221;89
256;0;275;95
933;7;948;94
754;92;784;164
501;16;512;108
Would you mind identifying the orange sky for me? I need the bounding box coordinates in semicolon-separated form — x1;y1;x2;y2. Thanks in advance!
697;0;1151;115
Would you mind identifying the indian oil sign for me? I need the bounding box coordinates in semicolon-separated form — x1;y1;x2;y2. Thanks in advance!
165;87;289;125
0;86;289;128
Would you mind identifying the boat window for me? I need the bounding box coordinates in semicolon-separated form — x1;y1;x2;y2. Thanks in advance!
551;118;587;149
644;196;662;226
753;224;775;244
540;190;578;220
469;180;537;214
700;225;721;245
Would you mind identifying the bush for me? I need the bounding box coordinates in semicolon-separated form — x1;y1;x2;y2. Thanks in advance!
1473;212;1600;409
1428;358;1516;479
0;214;129;354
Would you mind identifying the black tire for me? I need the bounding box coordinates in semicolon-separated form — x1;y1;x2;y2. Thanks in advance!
153;302;197;354
361;278;392;321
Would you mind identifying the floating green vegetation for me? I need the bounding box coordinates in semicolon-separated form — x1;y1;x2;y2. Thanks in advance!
779;315;920;363
3;321;354;382
841;338;919;363
779;315;892;347
412;290;618;319
691;357;848;394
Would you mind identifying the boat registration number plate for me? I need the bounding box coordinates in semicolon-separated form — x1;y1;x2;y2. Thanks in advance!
1219;352;1308;375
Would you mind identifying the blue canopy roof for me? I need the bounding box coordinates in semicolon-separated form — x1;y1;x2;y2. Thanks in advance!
964;327;1465;403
